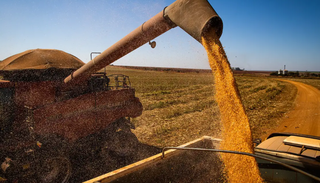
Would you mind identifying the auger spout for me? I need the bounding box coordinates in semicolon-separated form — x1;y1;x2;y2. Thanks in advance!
64;0;223;87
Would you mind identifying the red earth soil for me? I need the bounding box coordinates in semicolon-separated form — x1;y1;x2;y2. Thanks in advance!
264;80;320;137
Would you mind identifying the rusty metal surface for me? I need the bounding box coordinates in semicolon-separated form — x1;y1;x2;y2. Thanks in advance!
14;81;56;108
33;88;143;141
64;11;174;87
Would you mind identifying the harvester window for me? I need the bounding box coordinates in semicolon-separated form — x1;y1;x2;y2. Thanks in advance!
88;72;110;92
107;74;131;90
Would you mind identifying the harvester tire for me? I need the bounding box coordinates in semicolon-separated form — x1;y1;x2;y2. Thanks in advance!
37;156;71;183
35;134;72;183
110;130;138;156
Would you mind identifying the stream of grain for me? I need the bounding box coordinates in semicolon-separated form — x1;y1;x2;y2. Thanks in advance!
202;35;263;183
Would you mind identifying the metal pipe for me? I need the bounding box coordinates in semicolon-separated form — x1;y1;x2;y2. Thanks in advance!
90;52;101;61
162;147;320;182
64;0;223;87
64;10;175;86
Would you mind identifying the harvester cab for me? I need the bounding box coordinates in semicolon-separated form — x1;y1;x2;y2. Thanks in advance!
107;74;131;90
87;73;131;91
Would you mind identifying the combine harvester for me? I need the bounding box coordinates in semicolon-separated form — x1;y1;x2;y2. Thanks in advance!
1;0;319;182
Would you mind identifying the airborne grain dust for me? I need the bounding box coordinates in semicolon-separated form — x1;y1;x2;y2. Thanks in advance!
202;35;263;183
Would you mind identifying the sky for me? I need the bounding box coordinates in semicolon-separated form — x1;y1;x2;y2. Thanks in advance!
0;0;319;71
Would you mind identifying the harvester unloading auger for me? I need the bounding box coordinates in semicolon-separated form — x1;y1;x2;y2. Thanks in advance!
0;0;223;182
63;0;223;87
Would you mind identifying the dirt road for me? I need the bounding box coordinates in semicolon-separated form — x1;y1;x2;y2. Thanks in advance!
266;80;320;137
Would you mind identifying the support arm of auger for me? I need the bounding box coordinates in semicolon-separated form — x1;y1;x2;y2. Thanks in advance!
64;0;223;87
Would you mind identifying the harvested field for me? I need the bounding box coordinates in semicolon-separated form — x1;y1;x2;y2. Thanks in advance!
105;66;297;146
286;78;320;90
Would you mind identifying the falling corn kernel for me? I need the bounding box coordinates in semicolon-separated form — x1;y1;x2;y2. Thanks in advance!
202;35;263;183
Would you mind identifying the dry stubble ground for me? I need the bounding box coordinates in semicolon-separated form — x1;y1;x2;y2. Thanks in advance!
106;66;297;147
286;77;320;90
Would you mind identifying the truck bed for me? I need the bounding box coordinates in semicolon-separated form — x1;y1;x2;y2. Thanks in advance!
84;136;224;183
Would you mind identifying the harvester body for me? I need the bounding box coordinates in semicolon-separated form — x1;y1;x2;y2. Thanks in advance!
0;49;142;182
0;49;142;144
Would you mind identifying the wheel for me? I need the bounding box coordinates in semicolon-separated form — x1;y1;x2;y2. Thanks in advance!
37;156;71;183
35;134;71;183
103;130;139;157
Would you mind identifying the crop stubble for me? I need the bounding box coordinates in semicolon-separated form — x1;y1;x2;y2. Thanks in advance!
105;65;296;149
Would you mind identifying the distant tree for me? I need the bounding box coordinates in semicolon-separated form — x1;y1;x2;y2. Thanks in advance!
287;72;294;76
270;71;278;76
288;72;299;77
310;73;319;77
304;71;310;77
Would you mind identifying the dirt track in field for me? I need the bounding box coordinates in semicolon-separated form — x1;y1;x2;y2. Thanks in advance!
264;80;320;137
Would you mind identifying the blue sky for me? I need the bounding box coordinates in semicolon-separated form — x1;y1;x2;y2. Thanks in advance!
0;0;319;71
